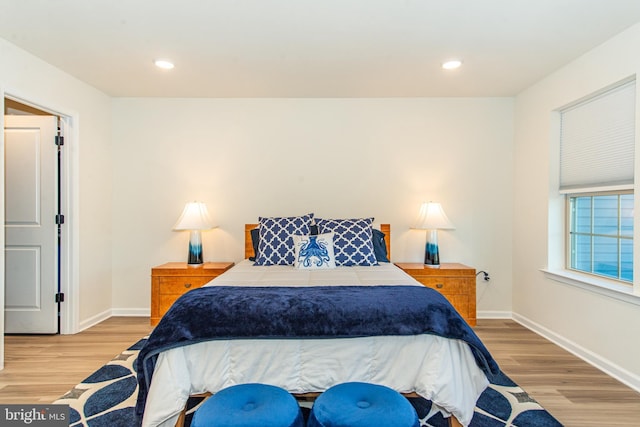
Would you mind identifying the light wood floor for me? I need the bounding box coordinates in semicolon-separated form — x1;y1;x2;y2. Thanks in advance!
0;317;153;405
474;320;640;427
0;317;638;426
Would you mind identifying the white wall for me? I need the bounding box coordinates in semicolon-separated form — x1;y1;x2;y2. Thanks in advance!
513;23;640;389
0;39;113;334
111;97;514;315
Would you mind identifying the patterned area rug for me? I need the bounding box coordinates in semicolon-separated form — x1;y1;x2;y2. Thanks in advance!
54;338;563;427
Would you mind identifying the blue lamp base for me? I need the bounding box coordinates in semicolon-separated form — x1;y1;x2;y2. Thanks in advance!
424;230;441;268
187;230;204;265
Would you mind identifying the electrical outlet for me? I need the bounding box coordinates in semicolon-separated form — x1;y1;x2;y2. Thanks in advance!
477;271;490;282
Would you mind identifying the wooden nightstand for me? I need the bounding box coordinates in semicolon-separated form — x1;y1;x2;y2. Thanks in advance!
150;262;234;326
395;263;476;326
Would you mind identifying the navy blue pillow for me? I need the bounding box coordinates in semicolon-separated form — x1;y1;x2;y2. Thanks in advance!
249;227;260;261
372;229;389;263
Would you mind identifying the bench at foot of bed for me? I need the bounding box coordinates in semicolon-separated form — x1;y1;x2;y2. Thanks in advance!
174;390;464;427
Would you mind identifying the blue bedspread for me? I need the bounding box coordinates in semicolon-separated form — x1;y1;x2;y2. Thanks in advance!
135;285;499;422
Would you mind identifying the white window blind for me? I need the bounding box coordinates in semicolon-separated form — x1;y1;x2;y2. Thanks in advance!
560;79;636;192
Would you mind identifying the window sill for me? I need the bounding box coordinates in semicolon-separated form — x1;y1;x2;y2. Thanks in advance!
542;269;640;306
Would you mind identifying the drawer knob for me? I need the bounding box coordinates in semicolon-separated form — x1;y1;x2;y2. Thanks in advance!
436;283;443;289
184;283;192;289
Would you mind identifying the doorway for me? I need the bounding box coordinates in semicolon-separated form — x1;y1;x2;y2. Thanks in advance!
4;98;64;333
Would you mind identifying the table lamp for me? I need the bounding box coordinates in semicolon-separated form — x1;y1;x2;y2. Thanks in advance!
173;202;215;265
412;201;455;268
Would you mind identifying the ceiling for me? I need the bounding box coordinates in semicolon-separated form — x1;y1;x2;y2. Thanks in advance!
2;0;640;98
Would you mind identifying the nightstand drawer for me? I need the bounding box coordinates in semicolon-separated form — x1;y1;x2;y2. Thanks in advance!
410;277;467;293
151;262;234;326
158;276;212;294
395;262;476;326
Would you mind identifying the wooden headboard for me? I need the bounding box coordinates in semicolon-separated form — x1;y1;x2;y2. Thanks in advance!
245;223;391;260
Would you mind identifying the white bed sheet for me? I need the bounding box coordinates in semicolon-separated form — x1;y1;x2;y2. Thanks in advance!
206;259;422;287
142;261;489;427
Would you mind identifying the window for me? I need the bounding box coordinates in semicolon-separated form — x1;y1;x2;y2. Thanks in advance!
568;192;633;282
560;78;636;285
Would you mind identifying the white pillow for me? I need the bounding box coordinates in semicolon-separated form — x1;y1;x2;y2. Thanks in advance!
293;233;336;269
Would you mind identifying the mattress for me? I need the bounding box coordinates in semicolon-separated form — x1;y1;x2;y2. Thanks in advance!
141;261;489;427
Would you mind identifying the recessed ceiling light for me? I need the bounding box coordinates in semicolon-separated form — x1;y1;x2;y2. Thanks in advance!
154;59;175;70
442;59;462;70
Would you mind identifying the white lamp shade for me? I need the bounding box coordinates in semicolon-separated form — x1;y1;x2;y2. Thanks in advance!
173;202;215;230
412;202;455;230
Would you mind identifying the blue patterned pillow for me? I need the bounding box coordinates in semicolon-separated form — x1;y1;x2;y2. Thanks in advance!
293;233;336;269
255;214;313;266
315;218;378;266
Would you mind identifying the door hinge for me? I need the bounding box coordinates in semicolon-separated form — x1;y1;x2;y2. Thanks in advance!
55;293;65;303
55;135;64;146
55;214;65;225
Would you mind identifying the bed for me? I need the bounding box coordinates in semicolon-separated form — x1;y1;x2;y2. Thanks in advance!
136;217;498;427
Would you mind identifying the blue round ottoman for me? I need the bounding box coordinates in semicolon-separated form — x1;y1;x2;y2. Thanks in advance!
308;382;419;427
191;383;304;427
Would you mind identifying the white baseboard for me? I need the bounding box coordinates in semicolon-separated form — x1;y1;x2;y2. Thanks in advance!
77;309;112;333
512;312;640;394
477;310;512;319
111;308;151;317
73;308;149;334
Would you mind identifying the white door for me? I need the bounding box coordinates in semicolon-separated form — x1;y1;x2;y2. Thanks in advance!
4;115;59;333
